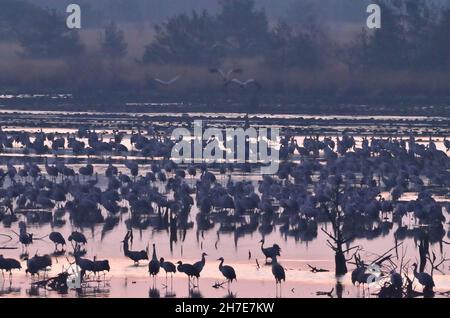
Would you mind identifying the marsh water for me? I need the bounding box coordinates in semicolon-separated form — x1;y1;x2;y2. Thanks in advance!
0;108;448;298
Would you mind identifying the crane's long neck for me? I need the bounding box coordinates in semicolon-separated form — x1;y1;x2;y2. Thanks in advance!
152;246;157;261
272;256;278;264
219;259;224;270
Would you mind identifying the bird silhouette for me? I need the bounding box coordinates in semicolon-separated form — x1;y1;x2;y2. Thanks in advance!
259;239;281;263
193;252;207;286
154;75;181;86
25;254;52;278
176;261;199;290
148;243;160;284
390;270;403;290
49;232;66;251
225;78;261;89
209;68;243;82
68;231;87;248
93;256;110;280
412;263;435;292
217;257;236;290
160;257;176;283
0;255;21;280
271;256;285;297
444;137;450;151
121;232;148;265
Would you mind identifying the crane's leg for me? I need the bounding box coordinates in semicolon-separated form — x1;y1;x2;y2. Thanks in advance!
280;282;282;298
275;281;278;298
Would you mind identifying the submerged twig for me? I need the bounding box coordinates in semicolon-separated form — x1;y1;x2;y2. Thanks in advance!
307;264;330;273
316;288;334;297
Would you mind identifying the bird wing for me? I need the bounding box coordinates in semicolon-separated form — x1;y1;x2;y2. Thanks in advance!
209;68;227;80
230;78;244;86
216;69;227;79
154;76;180;85
224;79;239;87
154;78;170;85
168;75;181;84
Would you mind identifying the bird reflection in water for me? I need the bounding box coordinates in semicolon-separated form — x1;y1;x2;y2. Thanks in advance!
77;284;111;298
149;286;160;298
0;281;20;296
27;284;46;297
164;289;176;298
189;288;203;298
20;252;29;260
51;250;66;257
335;280;344;298
224;291;237;298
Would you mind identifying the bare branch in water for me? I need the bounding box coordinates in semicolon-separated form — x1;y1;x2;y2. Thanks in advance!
307;264;330;273
316;288;334;297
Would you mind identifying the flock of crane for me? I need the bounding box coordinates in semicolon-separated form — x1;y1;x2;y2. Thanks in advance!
0;228;284;295
0;119;448;298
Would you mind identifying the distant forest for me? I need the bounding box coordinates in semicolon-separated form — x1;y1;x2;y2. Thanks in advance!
0;0;450;104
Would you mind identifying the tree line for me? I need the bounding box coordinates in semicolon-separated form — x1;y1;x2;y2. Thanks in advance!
142;0;450;71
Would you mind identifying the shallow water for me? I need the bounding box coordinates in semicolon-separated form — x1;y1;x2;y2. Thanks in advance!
1;206;449;298
1;189;448;299
0;109;448;298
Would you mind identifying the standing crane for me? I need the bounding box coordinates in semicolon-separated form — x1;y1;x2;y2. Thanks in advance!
217;257;236;290
271;256;285;297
